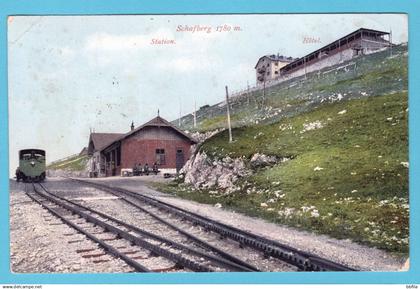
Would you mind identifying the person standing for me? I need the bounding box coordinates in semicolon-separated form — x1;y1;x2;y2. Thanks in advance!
153;162;159;175
132;163;137;176
137;163;142;175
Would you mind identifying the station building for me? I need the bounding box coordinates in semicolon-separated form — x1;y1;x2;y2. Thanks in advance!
87;132;124;177
87;115;197;177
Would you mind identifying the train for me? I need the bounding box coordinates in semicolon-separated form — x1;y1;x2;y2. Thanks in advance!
16;149;46;182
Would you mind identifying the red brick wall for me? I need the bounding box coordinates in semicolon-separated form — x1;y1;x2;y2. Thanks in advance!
121;138;192;170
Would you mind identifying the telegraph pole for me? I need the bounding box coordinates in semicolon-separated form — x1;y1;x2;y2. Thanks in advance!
178;97;182;127
225;85;233;143
247;81;250;106
389;29;393;57
193;97;197;128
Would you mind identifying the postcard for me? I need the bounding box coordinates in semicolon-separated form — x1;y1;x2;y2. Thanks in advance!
3;10;415;285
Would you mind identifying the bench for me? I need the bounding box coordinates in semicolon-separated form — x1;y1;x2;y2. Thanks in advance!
121;168;133;177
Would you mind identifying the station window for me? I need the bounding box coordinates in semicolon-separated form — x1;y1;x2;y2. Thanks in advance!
156;148;166;165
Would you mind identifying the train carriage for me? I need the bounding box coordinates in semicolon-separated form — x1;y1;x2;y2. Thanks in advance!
16;149;46;182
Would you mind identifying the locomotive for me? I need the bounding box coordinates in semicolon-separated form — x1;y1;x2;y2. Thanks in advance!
16;149;46;182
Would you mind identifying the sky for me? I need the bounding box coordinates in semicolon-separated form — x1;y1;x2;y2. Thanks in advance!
7;14;408;175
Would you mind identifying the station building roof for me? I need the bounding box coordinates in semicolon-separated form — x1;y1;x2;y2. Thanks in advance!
100;116;197;153
88;133;124;154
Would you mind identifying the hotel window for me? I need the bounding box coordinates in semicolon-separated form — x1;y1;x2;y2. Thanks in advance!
156;148;166;165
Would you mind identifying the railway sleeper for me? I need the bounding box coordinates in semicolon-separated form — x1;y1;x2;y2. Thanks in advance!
34;186;215;273
39;185;258;272
25;189;151;272
71;179;357;272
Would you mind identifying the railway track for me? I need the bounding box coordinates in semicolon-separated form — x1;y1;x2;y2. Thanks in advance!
24;182;260;272
68;178;357;272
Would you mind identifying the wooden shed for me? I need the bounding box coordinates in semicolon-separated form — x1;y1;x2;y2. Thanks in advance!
87;132;124;177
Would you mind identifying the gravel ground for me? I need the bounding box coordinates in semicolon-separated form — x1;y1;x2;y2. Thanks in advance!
83;176;408;271
9;181;133;273
9;177;407;272
11;179;285;273
78;193;296;272
37;178;296;272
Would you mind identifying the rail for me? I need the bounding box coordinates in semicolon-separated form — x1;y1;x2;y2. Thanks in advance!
70;178;357;272
25;182;258;272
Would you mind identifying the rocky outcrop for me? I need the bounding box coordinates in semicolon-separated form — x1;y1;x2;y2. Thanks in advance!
249;153;290;169
250;153;277;168
181;151;249;194
189;129;222;143
180;151;290;193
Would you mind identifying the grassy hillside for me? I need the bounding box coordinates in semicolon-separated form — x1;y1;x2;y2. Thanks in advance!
161;91;408;253
47;154;89;171
160;45;409;254
175;44;407;133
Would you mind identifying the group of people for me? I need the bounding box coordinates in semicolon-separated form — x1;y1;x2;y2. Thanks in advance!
132;162;159;176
